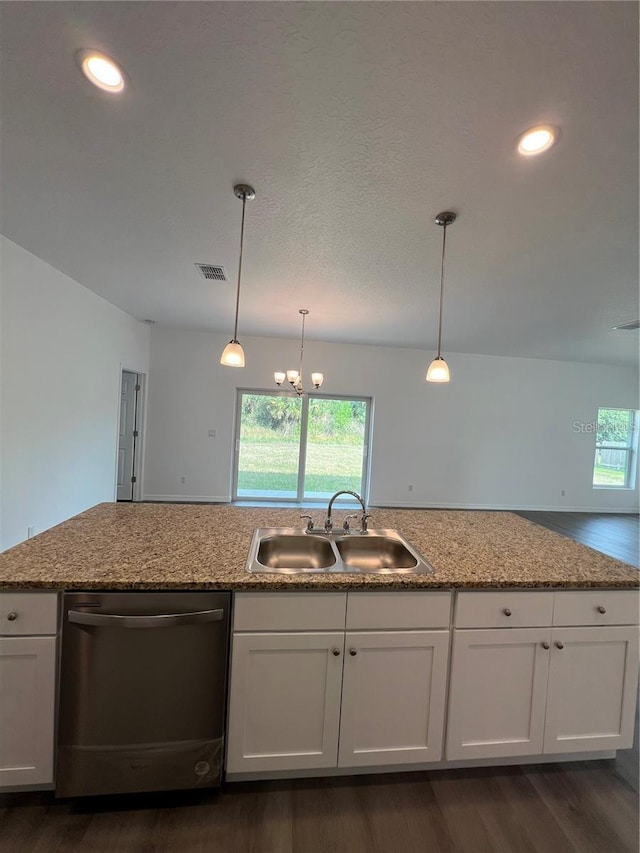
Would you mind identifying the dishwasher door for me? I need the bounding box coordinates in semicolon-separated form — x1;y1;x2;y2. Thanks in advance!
56;591;230;798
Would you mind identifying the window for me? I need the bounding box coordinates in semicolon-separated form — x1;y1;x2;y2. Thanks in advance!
592;408;638;489
233;391;372;502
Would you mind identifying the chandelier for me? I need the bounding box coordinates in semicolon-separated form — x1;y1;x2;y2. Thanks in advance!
274;309;324;396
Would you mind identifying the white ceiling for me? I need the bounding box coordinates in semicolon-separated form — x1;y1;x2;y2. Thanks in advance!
1;2;638;365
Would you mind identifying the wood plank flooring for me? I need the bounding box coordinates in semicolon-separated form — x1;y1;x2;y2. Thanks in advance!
1;761;637;853
515;511;640;567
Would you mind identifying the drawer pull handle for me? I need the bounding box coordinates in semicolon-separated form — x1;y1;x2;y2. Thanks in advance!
541;641;550;650
332;648;341;657
555;641;564;650
6;612;17;621
503;608;512;617
597;606;606;614
349;648;358;656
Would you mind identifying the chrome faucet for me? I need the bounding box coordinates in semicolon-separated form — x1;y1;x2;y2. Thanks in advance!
325;490;369;534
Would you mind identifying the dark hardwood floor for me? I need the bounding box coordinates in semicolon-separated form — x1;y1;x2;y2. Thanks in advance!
0;761;638;853
516;511;640;567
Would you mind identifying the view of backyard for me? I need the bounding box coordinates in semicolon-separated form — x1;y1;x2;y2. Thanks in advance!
236;394;367;499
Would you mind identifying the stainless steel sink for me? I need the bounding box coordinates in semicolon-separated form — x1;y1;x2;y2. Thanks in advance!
246;528;434;574
335;535;418;571
256;534;337;571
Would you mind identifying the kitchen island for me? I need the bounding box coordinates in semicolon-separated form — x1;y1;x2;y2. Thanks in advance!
0;502;638;793
0;502;637;589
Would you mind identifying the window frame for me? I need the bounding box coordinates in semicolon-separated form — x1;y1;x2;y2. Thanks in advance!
232;388;373;504
592;407;639;491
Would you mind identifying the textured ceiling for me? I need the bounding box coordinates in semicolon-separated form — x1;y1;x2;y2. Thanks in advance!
0;2;638;365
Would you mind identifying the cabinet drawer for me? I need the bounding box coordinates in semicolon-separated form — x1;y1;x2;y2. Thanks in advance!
233;592;346;631
0;593;58;636
455;591;553;628
553;591;639;627
346;592;451;630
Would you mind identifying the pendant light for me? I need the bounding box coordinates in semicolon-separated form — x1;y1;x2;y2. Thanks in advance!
220;184;255;367
274;309;324;396
426;211;456;383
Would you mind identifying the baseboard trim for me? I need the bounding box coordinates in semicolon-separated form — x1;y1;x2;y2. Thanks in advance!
225;749;616;782
374;502;638;513
142;495;231;503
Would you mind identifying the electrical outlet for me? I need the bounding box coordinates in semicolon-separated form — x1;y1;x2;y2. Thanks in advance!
180;477;186;484
27;525;34;538
561;490;566;497
208;429;216;438
408;484;413;492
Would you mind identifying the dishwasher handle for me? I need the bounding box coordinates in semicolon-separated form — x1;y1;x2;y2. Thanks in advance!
68;608;225;629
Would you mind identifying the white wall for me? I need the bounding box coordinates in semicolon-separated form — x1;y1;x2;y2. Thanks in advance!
144;328;639;512
0;237;150;550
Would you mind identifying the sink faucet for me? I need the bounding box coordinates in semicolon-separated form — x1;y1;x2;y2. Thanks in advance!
325;490;369;534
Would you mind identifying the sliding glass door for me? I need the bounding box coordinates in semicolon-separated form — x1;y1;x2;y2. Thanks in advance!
233;391;371;502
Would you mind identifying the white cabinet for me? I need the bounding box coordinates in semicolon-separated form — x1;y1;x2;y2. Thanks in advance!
226;592;452;775
226;631;344;773
544;626;639;753
0;592;58;789
339;630;449;767
446;591;639;762
446;628;550;760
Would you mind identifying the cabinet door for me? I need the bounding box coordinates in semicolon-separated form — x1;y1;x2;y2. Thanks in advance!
446;628;551;761
338;631;449;767
0;637;56;788
226;632;344;773
544;626;639;754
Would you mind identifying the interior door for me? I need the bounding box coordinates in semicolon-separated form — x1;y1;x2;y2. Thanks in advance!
117;371;138;501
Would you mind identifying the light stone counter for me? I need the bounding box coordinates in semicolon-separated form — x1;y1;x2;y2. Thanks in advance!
0;503;637;590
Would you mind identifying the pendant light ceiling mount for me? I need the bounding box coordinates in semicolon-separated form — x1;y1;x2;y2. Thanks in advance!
426;210;457;384
220;183;256;368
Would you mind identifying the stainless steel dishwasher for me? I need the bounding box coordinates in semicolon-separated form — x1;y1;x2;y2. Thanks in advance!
56;591;230;798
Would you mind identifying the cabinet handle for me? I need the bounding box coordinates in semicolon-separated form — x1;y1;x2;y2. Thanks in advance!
541;641;550;650
503;608;512;617
6;612;17;621
332;648;341;657
597;606;606;614
349;649;358;656
555;641;564;650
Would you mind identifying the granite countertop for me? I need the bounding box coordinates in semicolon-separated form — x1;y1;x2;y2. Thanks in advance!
0;503;637;591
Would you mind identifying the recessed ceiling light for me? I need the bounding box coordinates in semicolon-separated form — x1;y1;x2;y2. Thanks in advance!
77;49;125;93
517;125;557;156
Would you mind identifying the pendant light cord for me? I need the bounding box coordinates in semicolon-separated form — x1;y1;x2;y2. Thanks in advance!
233;193;247;342
436;222;447;358
299;311;306;380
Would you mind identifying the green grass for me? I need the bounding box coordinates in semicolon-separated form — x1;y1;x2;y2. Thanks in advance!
237;441;364;495
593;465;626;487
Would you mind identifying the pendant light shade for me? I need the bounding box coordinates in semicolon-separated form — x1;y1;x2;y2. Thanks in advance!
220;184;255;367
220;341;245;367
426;211;456;384
426;356;450;382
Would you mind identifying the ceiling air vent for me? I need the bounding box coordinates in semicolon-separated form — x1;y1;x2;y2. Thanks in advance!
195;263;227;282
612;320;640;330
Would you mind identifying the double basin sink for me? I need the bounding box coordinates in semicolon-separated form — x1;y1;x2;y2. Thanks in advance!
246;528;434;575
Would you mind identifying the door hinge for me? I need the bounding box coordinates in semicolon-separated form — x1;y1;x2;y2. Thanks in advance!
135;384;141;392
133;430;139;438
131;476;137;483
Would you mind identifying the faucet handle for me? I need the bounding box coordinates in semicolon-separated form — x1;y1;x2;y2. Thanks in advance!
300;514;314;532
360;513;371;533
342;514;359;532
